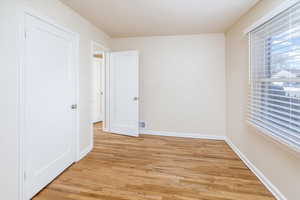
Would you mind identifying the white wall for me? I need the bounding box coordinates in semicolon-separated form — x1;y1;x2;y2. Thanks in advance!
110;34;226;137
0;0;110;199
226;0;300;199
0;1;21;200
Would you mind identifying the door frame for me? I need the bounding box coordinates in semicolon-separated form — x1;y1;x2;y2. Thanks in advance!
90;41;110;136
18;8;80;200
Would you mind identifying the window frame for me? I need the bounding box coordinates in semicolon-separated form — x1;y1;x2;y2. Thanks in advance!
248;23;300;154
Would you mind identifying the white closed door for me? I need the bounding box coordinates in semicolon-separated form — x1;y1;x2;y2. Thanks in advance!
109;51;139;136
93;58;104;122
24;14;76;199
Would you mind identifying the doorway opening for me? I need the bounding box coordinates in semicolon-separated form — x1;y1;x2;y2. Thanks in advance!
90;43;140;137
91;41;107;132
92;51;104;123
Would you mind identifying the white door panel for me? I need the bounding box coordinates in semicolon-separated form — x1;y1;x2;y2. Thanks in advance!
109;51;139;136
93;58;104;122
24;14;76;199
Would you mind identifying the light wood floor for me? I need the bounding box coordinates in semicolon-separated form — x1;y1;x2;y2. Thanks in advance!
33;123;275;200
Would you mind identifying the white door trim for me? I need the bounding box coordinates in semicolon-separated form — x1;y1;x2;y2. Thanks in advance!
18;8;80;200
104;50;111;132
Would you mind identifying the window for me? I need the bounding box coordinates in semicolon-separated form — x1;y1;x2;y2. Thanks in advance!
249;2;300;150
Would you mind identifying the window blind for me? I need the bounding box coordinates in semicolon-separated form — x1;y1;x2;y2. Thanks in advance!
249;2;300;151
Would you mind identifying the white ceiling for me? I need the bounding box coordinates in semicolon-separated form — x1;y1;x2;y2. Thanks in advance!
60;0;259;38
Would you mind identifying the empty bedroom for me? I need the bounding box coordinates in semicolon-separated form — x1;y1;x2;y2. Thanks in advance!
0;0;299;200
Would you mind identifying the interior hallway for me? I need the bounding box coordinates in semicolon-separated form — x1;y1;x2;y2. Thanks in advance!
33;123;275;200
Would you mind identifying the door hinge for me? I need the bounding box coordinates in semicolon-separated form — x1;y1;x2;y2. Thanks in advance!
24;30;27;39
24;171;27;181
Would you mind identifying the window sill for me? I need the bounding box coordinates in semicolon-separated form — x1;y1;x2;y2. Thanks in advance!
247;121;300;156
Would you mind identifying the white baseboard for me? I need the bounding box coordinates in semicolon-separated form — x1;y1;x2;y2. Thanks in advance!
141;129;226;140
77;143;93;162
226;139;287;200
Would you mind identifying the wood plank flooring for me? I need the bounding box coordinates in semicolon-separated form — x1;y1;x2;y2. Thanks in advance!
33;123;275;200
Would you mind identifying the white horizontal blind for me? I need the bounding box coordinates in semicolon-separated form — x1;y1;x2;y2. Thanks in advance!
249;2;300;150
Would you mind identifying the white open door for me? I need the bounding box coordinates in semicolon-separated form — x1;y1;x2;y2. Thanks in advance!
24;14;77;199
109;51;139;137
92;57;104;122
